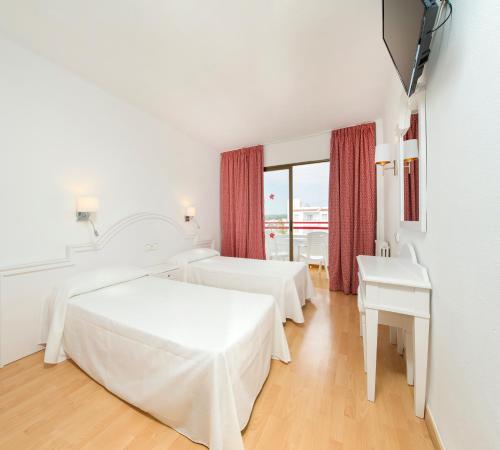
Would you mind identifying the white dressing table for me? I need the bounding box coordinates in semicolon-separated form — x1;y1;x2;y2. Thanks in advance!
357;244;431;418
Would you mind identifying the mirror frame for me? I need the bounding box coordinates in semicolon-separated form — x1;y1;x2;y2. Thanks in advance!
399;89;427;232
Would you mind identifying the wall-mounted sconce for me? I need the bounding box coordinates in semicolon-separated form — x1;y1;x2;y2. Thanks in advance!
185;206;196;222
76;196;99;237
403;139;419;174
375;143;397;176
185;206;200;229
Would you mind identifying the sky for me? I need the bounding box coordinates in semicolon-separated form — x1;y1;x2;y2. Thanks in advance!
264;162;329;217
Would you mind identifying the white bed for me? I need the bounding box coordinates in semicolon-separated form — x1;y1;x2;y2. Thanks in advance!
43;267;290;450
172;249;316;323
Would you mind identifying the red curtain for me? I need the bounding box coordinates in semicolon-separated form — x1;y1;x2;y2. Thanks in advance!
328;123;376;294
220;145;266;259
404;113;419;221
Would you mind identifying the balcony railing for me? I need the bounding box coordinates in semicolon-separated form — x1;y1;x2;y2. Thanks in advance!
265;220;328;231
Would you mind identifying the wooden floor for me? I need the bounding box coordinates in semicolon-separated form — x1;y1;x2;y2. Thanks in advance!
0;270;435;450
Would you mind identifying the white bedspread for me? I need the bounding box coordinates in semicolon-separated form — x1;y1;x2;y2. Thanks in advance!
44;274;290;450
182;256;316;323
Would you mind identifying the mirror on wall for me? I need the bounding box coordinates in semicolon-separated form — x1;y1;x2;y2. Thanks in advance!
403;112;419;221
399;90;427;232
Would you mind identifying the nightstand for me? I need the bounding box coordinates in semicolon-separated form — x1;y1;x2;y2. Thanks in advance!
146;263;181;280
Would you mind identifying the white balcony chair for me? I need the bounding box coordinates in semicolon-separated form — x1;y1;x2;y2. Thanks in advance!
270;234;290;261
297;231;329;277
265;236;274;260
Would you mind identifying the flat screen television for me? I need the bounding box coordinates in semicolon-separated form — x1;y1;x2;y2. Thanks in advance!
383;0;439;97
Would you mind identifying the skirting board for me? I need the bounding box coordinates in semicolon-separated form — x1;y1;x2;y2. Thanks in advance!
425;406;445;450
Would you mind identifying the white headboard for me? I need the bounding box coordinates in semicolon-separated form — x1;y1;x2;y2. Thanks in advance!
0;212;214;367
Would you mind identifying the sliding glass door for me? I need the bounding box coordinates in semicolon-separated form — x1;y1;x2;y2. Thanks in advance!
264;160;329;262
264;168;291;260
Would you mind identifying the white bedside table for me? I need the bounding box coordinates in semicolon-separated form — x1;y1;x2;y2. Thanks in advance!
146;263;181;280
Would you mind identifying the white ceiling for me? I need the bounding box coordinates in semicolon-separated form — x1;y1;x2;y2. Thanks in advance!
0;0;396;149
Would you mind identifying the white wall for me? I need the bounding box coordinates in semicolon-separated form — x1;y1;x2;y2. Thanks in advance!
0;38;220;267
381;1;500;448
264;132;330;167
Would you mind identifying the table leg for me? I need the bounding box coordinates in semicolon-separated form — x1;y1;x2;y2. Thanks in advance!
397;328;404;355
405;328;414;386
365;308;378;402
389;326;397;345
413;317;429;418
362;312;367;373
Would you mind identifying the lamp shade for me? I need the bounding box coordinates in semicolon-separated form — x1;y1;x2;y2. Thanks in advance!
403;139;419;161
76;196;99;213
375;144;392;165
186;206;196;217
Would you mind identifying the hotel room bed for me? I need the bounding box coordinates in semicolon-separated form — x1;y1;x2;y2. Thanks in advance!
172;249;316;323
43;267;290;450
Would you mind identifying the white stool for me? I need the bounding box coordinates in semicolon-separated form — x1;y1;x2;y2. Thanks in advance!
358;284;414;386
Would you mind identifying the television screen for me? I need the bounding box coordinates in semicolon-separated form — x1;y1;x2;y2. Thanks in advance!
383;0;439;96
